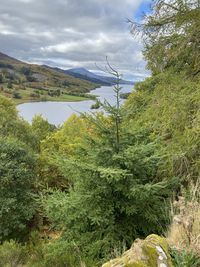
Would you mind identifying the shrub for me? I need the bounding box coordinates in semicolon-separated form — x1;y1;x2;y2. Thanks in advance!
167;179;200;256
0;138;36;241
0;240;27;267
30;92;40;98
12;91;22;99
171;248;200;267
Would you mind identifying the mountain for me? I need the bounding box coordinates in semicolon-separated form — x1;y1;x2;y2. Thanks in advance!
44;66;110;86
44;66;134;86
65;68;112;85
65;68;134;86
0;52;97;103
0;52;23;65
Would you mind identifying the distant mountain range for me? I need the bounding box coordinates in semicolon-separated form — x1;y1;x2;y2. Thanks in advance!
0;52;100;103
44;66;134;86
0;52;97;93
65;68;134;86
0;51;133;93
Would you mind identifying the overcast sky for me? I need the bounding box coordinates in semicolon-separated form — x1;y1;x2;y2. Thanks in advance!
0;0;151;81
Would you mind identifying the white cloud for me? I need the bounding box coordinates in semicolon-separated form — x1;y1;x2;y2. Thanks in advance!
0;0;150;79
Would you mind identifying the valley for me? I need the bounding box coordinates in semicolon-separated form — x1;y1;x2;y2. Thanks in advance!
0;52;98;104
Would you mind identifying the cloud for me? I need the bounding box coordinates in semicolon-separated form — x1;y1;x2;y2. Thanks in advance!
0;0;150;80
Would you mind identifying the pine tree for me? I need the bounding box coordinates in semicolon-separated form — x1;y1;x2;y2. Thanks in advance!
43;62;177;264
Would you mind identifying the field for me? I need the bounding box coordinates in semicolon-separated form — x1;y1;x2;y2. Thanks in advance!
1;86;93;104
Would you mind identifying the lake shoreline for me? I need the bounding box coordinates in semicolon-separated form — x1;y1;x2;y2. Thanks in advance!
15;94;96;105
17;84;133;125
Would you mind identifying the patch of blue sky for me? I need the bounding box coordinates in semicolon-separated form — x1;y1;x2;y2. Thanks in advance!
134;0;152;22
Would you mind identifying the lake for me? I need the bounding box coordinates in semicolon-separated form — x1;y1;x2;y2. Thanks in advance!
17;84;133;126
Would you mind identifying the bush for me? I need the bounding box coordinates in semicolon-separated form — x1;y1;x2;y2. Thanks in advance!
0;240;27;267
0;138;36;241
91;100;101;109
30;92;40;98
7;81;13;89
171;248;200;267
40;241;86;267
168;180;200;255
12;91;22;99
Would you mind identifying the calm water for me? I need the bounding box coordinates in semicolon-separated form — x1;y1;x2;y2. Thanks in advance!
17;84;133;126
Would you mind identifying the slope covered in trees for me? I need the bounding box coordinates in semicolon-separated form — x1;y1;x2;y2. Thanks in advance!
0;0;200;266
0;52;97;103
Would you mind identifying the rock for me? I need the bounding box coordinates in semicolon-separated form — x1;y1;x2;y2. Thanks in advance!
102;234;174;267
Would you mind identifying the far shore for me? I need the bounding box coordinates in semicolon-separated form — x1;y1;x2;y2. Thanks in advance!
12;94;96;105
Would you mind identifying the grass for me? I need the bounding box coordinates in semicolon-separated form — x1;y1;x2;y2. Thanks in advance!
167;179;200;256
14;94;90;105
1;86;94;105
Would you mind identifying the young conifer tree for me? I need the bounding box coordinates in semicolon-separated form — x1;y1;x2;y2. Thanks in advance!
44;60;177;264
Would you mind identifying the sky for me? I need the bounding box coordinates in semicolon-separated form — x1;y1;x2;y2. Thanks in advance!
0;0;152;81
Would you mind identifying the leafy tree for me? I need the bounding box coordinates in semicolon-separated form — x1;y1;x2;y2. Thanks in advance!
20;66;32;76
0;73;3;83
7;81;13;89
0;240;27;267
38;114;89;189
26;75;37;82
12;91;21;99
130;0;200;75
124;72;200;182
31;115;56;148
0;96;37;149
0;138;36;241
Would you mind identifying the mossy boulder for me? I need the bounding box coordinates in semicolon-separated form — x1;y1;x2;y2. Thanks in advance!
102;234;174;267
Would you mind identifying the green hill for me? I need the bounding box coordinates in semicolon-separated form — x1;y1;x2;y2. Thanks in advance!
0;52;98;104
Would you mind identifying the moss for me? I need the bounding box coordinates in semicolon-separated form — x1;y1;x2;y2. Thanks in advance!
142;244;158;266
144;234;174;267
127;262;148;267
102;234;174;267
146;234;169;251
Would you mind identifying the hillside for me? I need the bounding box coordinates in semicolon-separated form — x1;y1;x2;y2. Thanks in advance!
0;52;97;104
45;66;133;86
0;1;200;267
68;68;134;85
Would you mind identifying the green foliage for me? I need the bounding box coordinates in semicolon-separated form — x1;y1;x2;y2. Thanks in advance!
0;96;37;148
7;81;13;89
124;72;200;181
120;92;131;99
0;238;94;267
38;114;89;189
171;248;200;267
12;91;21;99
0;240;27;267
131;0;200;76
42;77;177;264
91;100;101;109
0;73;3;83
0;52;97;104
1;2;200;265
20;66;32;76
31;240;90;267
0;138;36;241
31;115;56;150
48;89;61;97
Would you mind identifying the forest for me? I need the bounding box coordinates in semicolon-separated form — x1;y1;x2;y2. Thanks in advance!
0;0;200;266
